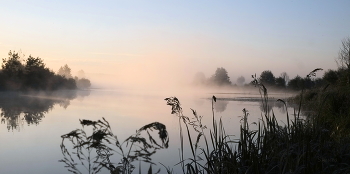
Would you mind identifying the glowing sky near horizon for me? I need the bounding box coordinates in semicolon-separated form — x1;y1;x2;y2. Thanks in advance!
1;1;350;89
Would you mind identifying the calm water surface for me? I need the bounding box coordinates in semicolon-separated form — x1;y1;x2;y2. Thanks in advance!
0;89;296;174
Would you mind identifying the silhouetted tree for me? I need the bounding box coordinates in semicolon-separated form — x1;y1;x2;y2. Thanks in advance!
314;78;324;88
287;75;317;90
23;56;54;90
281;72;289;85
1;51;25;90
0;51;78;91
58;64;72;79
209;67;231;86
259;70;275;86
2;51;24;76
288;75;303;91
0;70;5;90
336;68;349;86
76;78;91;89
304;77;314;89
236;76;245;86
323;69;338;84
25;55;45;70
49;75;76;90
336;37;350;85
336;37;350;70
275;72;288;88
275;77;286;88
76;70;86;79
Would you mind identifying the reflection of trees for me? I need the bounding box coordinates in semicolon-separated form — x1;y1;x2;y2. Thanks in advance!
215;100;229;113
75;90;91;102
258;99;290;114
259;100;273;114
274;100;286;114
0;90;90;131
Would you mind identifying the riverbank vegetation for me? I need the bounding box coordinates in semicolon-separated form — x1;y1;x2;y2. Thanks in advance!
60;79;350;173
193;66;322;91
60;37;350;173
166;78;350;173
289;37;350;139
192;39;350;92
0;51;91;91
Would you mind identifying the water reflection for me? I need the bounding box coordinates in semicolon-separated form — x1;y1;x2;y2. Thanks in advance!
258;99;297;115
213;96;295;115
0;90;90;131
215;100;229;113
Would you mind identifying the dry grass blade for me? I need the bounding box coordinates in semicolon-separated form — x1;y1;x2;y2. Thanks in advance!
60;118;169;174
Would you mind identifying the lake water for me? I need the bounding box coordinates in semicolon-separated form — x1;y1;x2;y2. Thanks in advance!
0;89;296;174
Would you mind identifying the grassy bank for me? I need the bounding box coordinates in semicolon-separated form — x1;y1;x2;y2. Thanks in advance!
289;85;350;139
60;78;350;174
164;76;350;173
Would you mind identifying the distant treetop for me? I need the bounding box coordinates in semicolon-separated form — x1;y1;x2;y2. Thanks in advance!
0;51;78;91
58;64;73;79
209;67;232;86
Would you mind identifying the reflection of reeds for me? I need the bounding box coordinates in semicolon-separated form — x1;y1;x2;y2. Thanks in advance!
60;118;169;174
165;69;350;173
163;69;349;173
60;69;350;173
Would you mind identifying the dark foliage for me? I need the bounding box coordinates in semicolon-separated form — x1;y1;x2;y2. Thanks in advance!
60;118;169;174
167;79;350;173
76;78;91;89
58;64;73;79
209;67;231;86
336;37;350;84
288;75;304;90
323;69;339;84
275;76;286;88
0;51;78;91
259;70;275;86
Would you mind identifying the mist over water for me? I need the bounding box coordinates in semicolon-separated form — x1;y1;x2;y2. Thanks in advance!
0;90;90;131
0;50;300;173
0;87;297;173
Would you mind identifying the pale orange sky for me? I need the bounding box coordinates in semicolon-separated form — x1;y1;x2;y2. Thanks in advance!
1;1;347;89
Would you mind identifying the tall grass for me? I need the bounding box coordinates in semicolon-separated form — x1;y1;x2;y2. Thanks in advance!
60;118;169;174
162;70;350;173
60;69;350;173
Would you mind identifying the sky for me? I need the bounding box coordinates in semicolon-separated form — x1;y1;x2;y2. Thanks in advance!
1;1;350;89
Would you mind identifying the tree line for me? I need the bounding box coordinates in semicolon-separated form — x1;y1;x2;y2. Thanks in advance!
193;67;344;91
0;51;91;91
194;37;350;91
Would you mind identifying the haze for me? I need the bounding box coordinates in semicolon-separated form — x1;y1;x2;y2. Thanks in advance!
1;1;349;90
